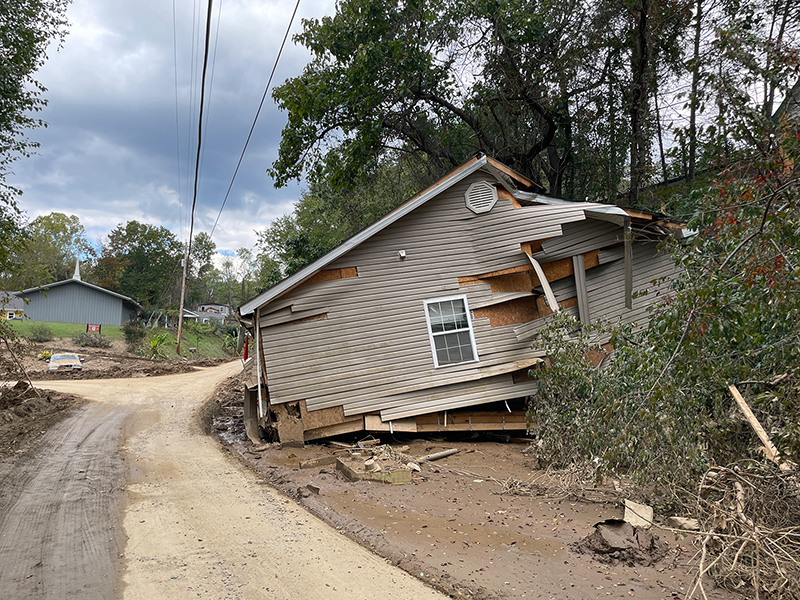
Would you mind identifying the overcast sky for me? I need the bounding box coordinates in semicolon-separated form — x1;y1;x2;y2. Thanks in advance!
9;0;336;257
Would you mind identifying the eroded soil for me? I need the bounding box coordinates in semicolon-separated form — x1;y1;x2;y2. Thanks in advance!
212;374;739;600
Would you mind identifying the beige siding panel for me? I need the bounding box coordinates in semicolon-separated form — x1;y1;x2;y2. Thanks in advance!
275;341;545;412
598;246;625;264
376;375;539;421
514;306;580;341
534;219;623;261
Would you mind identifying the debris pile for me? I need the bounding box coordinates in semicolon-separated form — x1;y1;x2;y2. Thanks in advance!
689;462;800;599
574;519;668;566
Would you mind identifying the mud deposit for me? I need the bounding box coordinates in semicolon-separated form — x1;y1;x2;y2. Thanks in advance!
212;374;738;600
0;381;86;459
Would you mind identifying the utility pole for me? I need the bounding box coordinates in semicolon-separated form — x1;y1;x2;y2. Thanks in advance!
176;0;214;354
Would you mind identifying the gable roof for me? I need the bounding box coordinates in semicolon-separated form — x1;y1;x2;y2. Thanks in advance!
239;155;656;317
0;292;25;311
241;154;535;316
19;278;142;309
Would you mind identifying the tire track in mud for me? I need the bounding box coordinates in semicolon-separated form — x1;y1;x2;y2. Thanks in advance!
0;403;129;599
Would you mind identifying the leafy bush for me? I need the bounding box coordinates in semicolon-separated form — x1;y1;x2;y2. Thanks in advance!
148;331;170;359
122;320;147;353
72;332;111;348
28;323;53;343
37;350;52;361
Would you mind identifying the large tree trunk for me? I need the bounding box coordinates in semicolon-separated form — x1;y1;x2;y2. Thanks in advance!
688;0;703;181
628;0;651;205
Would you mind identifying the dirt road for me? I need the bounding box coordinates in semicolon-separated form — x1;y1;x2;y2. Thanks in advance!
0;364;445;599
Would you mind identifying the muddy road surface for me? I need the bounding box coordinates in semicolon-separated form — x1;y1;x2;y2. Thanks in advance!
0;364;445;599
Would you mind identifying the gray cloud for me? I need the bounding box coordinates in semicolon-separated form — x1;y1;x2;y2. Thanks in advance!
10;0;334;254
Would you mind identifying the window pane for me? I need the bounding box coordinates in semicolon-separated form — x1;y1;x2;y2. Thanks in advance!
428;299;467;333
434;331;474;364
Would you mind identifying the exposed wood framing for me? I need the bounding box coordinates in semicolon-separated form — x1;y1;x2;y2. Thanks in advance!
299;400;361;431
299;267;358;288
363;412;529;433
624;216;633;309
304;418;365;441
472;296;540;327
286;312;328;325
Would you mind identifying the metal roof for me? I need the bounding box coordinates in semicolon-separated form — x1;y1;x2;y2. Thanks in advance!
20;278;142;309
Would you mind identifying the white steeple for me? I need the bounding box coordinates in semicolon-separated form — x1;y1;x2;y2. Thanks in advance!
73;259;81;281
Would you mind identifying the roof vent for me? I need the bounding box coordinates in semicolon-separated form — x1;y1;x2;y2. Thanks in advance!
465;181;498;214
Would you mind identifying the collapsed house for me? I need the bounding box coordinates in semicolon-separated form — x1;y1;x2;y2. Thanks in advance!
239;155;684;445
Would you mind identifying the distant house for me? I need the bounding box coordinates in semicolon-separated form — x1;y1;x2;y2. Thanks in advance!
239;155;683;444
197;303;233;318
1;292;24;321
17;270;142;326
185;307;226;326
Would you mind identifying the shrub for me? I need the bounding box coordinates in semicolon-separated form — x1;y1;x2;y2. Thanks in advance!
37;350;52;361
149;331;170;359
72;332;111;348
122;320;147;353
29;323;53;343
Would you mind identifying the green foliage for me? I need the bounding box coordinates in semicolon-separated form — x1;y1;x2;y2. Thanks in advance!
121;320;147;353
3;212;96;289
7;320;125;341
0;0;70;209
36;349;51;360
71;332;111;348
148;331;169;359
96;220;182;307
1;0;70;282
529;109;800;502
28;322;53;343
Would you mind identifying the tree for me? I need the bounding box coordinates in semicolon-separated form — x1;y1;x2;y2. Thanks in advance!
271;0;638;200
2;212;95;289
0;0;70;281
186;231;217;307
96;221;182;307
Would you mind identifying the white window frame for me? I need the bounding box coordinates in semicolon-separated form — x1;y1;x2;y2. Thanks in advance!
423;295;479;368
7;311;15;320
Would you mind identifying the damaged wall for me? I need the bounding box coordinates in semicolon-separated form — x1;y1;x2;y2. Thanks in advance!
254;167;678;432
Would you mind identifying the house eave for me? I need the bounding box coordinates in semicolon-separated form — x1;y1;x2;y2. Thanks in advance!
240;154;499;316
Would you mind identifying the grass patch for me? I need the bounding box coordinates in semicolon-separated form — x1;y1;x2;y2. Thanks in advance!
8;320;125;341
8;319;233;360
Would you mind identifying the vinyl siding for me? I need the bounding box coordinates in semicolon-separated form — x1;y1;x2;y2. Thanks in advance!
257;169;678;422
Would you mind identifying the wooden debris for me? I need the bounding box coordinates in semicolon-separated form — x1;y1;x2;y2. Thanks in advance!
665;516;700;531
728;383;794;472
624;499;653;529
418;448;460;462
357;438;381;448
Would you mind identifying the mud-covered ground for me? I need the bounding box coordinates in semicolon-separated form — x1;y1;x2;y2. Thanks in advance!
1;340;226;458
210;374;738;600
0;381;86;460
14;339;227;380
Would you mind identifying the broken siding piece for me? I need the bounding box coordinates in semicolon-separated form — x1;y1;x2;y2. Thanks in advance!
377;373;539;421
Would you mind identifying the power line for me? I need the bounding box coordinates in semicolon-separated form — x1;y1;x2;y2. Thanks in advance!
177;0;215;354
209;0;303;238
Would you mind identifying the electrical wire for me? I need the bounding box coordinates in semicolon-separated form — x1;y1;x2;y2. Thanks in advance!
177;0;214;353
209;0;303;238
